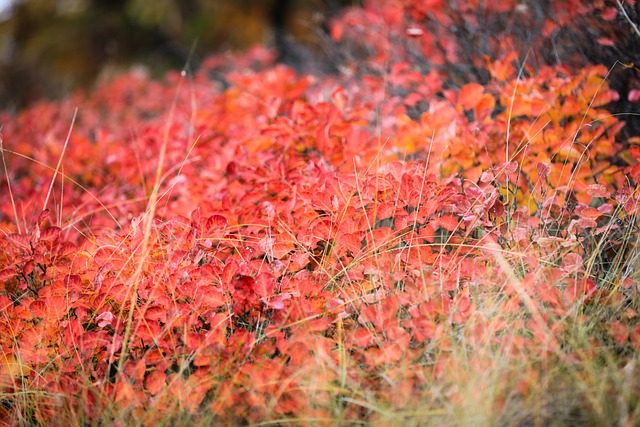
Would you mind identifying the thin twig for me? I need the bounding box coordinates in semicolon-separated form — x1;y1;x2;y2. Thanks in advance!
617;0;640;39
43;108;77;211
0;127;21;233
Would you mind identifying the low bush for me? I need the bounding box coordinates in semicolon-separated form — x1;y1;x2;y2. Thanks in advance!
1;1;640;425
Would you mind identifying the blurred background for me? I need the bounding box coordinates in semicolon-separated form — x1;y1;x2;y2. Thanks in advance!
0;0;357;111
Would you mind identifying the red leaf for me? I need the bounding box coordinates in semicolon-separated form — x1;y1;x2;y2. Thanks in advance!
376;201;398;220
338;232;363;254
597;37;616;47
370;341;403;364
437;215;459;232
198;286;227;309
23;260;35;276
562;253;584;273
610;320;629;346
65;275;83;292
106;283;129;305
144;306;168;323
631;325;640;349
115;378;140;405
331;21;344;41
580;207;603;220
259;233;296;259
331;87;348;110
404;92;423;107
0;267;16;281
39;227;61;242
630;145;640;160
125;359;147;382
586;184;609;198
145;370;166;395
37;209;51;227
537;162;551;179
348;328;374;348
488;198;505;217
480;170;495;183
262;293;291;310
56;242;77;258
601;7;618;20
29;300;47;318
629;89;640;103
419;223;435;242
574;217;597;229
370;227;395;246
6;233;30;250
49;295;68;320
96;311;114;328
266;96;282;118
456;291;471;313
503;161;519;174
226;161;237;177
253;272;276;298
204;215;228;238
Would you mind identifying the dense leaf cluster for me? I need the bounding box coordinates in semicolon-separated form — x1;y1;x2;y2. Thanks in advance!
1;0;640;425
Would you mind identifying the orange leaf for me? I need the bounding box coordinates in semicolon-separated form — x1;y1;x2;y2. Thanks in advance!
145;370;166;395
47;295;68;320
475;93;496;119
29;300;47;318
1;353;33;378
580;207;602;220
419;223;435;242
458;83;484;111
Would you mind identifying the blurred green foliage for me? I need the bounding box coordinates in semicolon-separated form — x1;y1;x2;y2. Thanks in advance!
0;0;353;110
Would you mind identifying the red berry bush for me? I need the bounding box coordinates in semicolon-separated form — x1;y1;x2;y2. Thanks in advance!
1;1;640;425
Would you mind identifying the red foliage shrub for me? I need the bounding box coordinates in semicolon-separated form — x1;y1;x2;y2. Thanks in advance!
1;0;639;424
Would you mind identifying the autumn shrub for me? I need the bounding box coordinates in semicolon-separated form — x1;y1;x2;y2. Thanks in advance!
1;0;640;426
